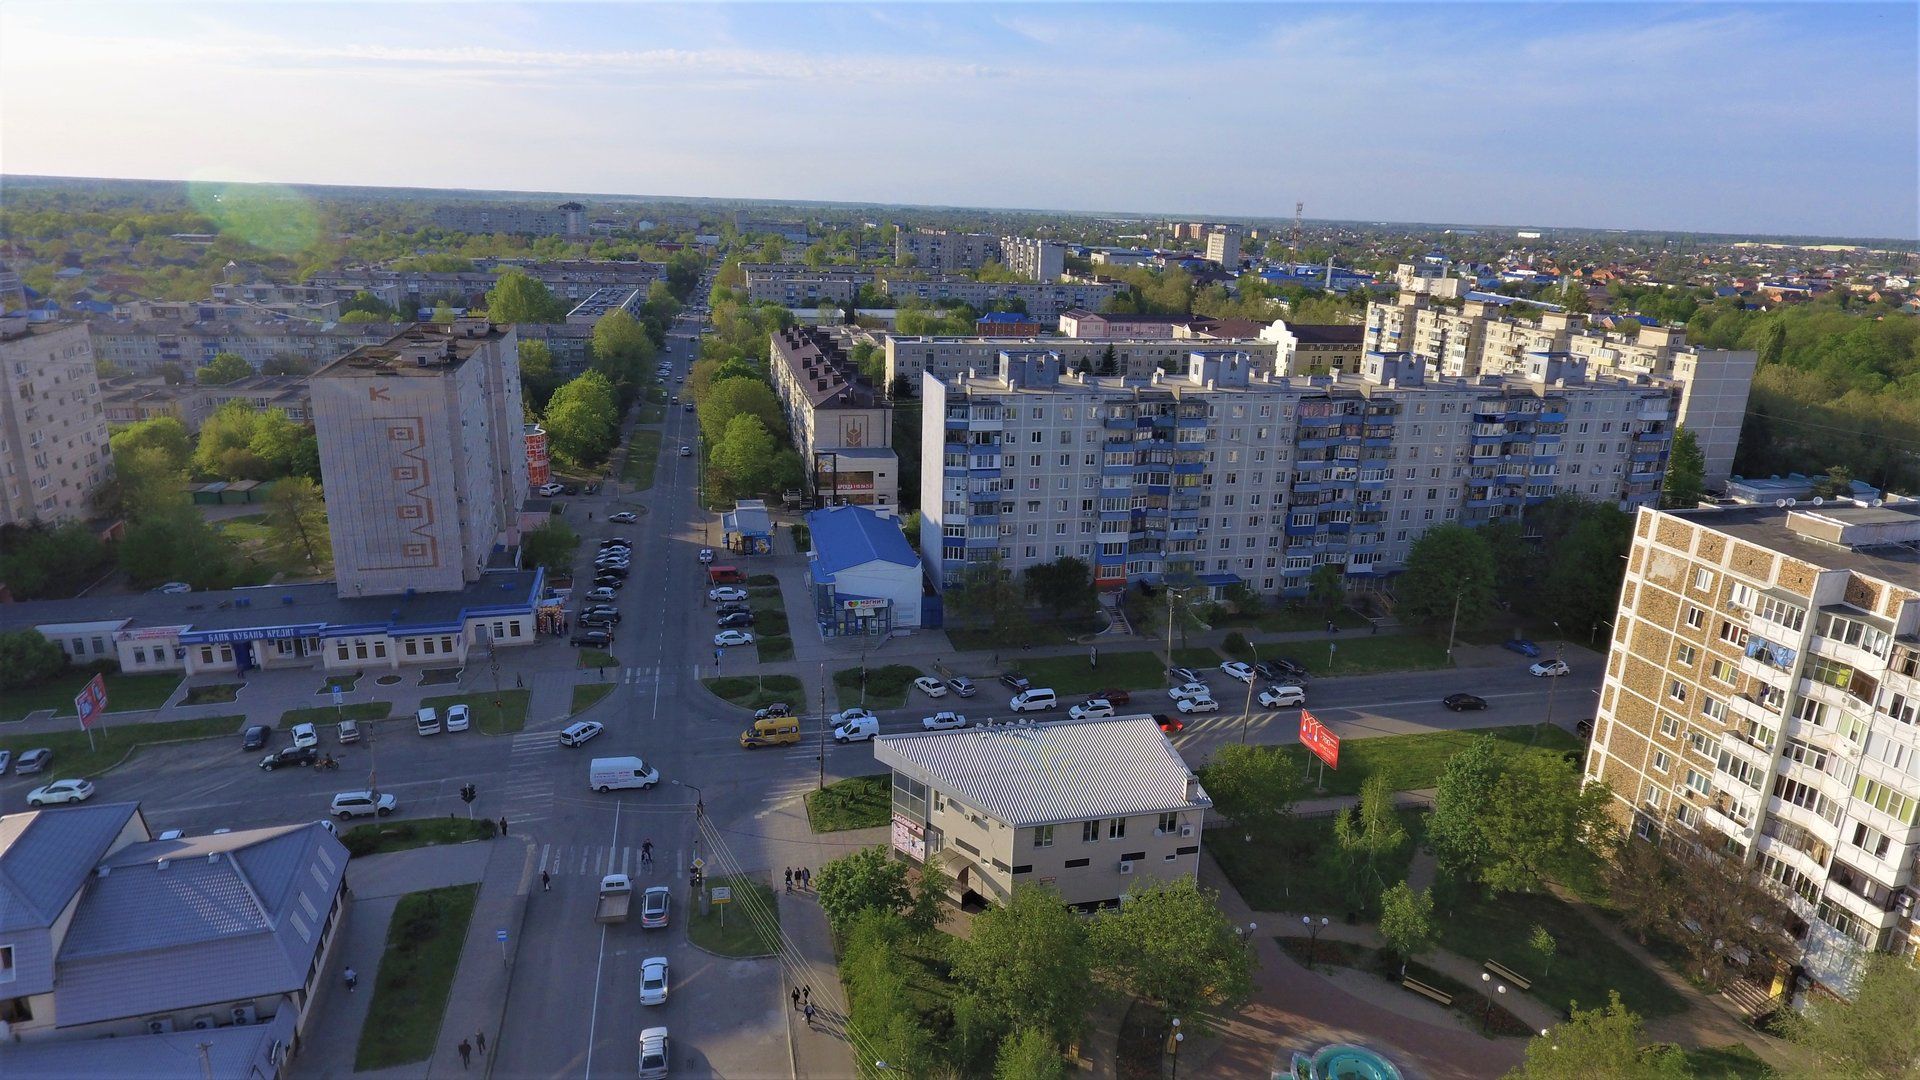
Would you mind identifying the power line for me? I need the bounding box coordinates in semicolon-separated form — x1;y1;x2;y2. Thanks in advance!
1742;409;1920;449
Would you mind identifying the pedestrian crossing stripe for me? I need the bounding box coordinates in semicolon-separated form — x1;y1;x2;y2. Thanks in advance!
534;842;672;877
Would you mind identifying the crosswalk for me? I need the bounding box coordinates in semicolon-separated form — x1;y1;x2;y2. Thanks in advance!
503;730;560;827
534;840;680;881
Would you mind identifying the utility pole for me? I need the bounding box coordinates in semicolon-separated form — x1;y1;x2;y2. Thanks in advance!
1291;201;1305;263
1240;643;1260;744
818;660;829;790
1446;578;1472;663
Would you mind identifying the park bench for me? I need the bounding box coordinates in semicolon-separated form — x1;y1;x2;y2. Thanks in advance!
1484;960;1532;992
1400;977;1454;1007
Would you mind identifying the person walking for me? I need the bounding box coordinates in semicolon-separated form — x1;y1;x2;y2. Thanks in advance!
802;867;811;889
458;1039;472;1069
344;967;357;993
515;673;524;688
791;987;802;1011
803;1001;816;1029
784;867;793;893
498;816;509;837
641;839;653;867
802;985;811;1007
541;868;551;892
475;1030;486;1055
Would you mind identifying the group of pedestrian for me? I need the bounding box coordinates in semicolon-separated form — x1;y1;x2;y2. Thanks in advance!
457;1030;487;1069
791;984;816;1027
784;866;811;892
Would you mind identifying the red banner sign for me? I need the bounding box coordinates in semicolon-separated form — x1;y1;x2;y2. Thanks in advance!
74;673;108;730
1300;710;1339;769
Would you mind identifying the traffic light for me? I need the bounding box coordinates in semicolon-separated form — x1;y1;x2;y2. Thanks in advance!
460;783;477;805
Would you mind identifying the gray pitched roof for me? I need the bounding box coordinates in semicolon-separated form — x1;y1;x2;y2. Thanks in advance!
0;802;141;931
874;715;1210;828
0;1006;294;1079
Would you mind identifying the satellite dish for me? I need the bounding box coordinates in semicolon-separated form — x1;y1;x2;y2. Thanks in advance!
1774;500;1787;508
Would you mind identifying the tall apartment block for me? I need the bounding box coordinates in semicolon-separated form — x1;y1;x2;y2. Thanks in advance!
894;230;999;272
1205;227;1243;269
886;335;1280;389
919;347;1679;595
431;202;587;237
1588;502;1920;990
311;320;527;597
1363;292;1755;487
876;276;1121;317
0;318;111;527
999;237;1066;282
769;326;897;509
741;264;871;306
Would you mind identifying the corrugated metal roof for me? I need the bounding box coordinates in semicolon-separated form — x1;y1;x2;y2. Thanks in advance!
0;1001;295;1078
874;715;1209;828
807;505;917;578
0;802;141;931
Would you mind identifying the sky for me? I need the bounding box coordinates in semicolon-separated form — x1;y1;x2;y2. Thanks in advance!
3;2;1915;239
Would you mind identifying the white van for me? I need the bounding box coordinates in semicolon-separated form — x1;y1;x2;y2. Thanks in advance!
415;707;442;736
589;756;660;793
1009;688;1058;712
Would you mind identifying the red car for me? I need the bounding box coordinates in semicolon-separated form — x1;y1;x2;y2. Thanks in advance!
1153;713;1185;734
1090;689;1133;707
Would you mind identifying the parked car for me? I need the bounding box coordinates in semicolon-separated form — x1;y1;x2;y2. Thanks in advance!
155;581;193;595
1167;666;1200;684
999;671;1030;692
571;629;615;648
1177;695;1221;715
832;710;880;743
582;605;621;621
559;720;605;747
261;746;319;771
242;725;271;751
580;614;619;630
1219;661;1256;684
641;885;671;928
1153;713;1186;734
416;707;442;736
15;748;51;775
338;719;361;744
609;511;638;524
329;790;396;818
717;611;754;628
600;537;634;549
445;704;470;732
922;711;969;731
640;956;670;1006
754;703;793;721
1502;638;1542;658
708;586;747;602
584;587;619;603
291;722;320;749
27;778;95;806
1090;688;1132;707
1168;681;1212;703
0;750;10;775
1069;699;1116;721
1530;659;1570;678
913;676;949;698
1443;693;1488;711
592;576;627;590
595;566;631;580
537;482;564;497
947;676;977;698
713;630;755;647
638;1027;671;1079
713;603;749;618
1258;686;1307;708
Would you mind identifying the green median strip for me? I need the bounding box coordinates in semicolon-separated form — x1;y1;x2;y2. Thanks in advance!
353;884;479;1070
2;714;246;778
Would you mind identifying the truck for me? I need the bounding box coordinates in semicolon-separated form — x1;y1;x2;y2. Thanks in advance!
595;873;633;924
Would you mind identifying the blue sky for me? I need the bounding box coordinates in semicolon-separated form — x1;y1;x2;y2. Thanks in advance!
3;2;1914;237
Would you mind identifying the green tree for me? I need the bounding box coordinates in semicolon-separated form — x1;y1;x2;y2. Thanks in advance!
246;408;316;478
1396;523;1496;629
1330;774;1408;911
1478;754;1616;894
994;1026;1068;1080
951;885;1090;1047
590;309;655;400
709;414;779;498
697;376;785;447
1378;882;1435;977
1505;992;1687;1080
1022;556;1096;621
193;400;265;479
1778;953;1920;1079
0;523;111;599
517;340;564;411
1427;735;1504;884
1088;877;1253;1019
429;301;456;324
341;290;398;320
1602;837;1680;946
337;309;387;324
1661;425;1706;508
945;556;1025;638
119;504;241;589
1539;507;1633;645
109;415;192;472
108;442;192;522
264;476;328;573
1307;563;1344;616
0;628;69;690
1528;924;1557;980
1661;836;1793;989
542;370;620;465
1204;744;1299;846
196;351;253;385
484;268;568;323
815;846;912;934
520;517;580;572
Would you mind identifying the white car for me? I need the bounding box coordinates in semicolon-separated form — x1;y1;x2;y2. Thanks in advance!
27;778;95;806
1258;685;1307;708
640;956;670;1006
831;707;877;726
1530;659;1570;678
609;511;639;524
445;704;470;732
1177;695;1221;714
921;711;969;731
638;1026;670;1079
698;548;715;564
1219;661;1256;684
330;790;396;818
709;586;747;602
912;676;948;698
1168;681;1212;703
1069;699;1116;721
290;722;320;749
713;630;755;647
678;446;692;457
559;720;604;747
537;482;564;497
156;581;193;595
585;587;619;603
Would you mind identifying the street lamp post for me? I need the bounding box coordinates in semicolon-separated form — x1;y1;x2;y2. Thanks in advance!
1446;578;1473;662
1480;972;1506;1032
1537;621;1564;746
672;779;705;902
1302;914;1328;971
1169;1018;1184;1080
1239;642;1260;744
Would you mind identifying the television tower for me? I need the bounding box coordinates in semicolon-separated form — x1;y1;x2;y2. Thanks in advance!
1291;201;1305;264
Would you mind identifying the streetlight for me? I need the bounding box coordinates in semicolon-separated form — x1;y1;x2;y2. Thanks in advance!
1480;972;1506;1031
1446;578;1473;662
672;779;705;897
1537;620;1565;746
1239;642;1260;744
1169;1018;1184;1080
1302;914;1328;970
1164;585;1194;685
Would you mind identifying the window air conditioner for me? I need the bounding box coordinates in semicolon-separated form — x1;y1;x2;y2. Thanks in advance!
1179;824;1195;838
1117;860;1134;875
147;1019;174;1035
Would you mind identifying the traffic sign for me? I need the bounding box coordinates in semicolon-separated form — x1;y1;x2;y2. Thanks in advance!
496;929;508;943
711;887;732;905
331;685;344;705
691;857;705;871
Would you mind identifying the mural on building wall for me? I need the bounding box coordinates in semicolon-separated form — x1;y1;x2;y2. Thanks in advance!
371;411;442;571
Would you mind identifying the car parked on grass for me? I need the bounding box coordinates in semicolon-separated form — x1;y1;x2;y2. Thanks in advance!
15;748;51;775
329;790;395;818
709;586;747;602
1258;686;1307;708
445;704;470;732
1168;681;1212;703
242;725;271;751
641;885;671;928
560;720;605;747
1219;661;1256;684
1177;695;1221;714
1443;693;1488;711
1530;659;1570;678
999;671;1030;692
609;511;638;524
1069;699;1116;721
27;778;95;806
714;630;755;647
922;711;969;731
913;676;948;698
261;746;318;771
640;956;670;1006
1502;638;1542;658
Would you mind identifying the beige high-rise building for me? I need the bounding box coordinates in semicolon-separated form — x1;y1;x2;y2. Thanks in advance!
311;320;527;597
0;318;111;527
1588;502;1920;992
769;325;896;509
1205;226;1243;268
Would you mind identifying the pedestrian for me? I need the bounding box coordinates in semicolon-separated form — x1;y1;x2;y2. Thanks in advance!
458;1039;472;1069
344;967;357;992
541;868;551;892
802;984;811;1006
515;673;524;688
791;987;802;1011
498;816;509;837
587;512;593;521
804;1002;816;1028
476;1030;486;1055
785;867;793;892
800;866;811;889
641;839;653;866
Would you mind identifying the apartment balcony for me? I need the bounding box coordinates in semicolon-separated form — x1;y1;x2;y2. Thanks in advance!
1700;797;1755;843
1726;692;1785;730
1767;793;1842;837
1717;732;1773;775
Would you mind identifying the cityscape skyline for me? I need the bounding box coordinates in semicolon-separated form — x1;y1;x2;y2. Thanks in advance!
3;2;1914;239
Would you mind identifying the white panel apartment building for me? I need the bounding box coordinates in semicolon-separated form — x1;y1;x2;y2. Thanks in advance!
311;320;527;598
89;318;406;376
1364;292;1755;487
885;335;1280;390
919;348;1681;595
876;275;1121;317
894;230;1000;272
999;237;1066;282
741;264;872;306
1587;502;1920;991
0;319;111;527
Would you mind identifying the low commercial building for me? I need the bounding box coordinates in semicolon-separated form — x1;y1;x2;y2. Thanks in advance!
1058;310;1213;340
721;499;774;556
805;504;922;637
0;802;345;1069
0;318;111;527
874;715;1212;909
770;325;897;509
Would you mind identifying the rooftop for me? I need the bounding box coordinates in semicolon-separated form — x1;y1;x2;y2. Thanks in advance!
807;505;918;581
772;325;885;409
1665;501;1920;583
874;715;1210;829
313;319;505;379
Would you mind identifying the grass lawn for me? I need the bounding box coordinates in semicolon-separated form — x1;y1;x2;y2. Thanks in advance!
747;573;779;587
756;635;795;662
688;876;781;957
945;614;1101;651
419;690;530;735
805;773;890;832
213;513;271;542
577;648;618;670
832;664;922;710
751;595;793;639
1295;634;1454;678
572;683;616;713
340;817;497;857
1431;878;1689;1021
1209;810;1427;917
1245;723;1579;799
622;430;662;490
702;674;803;710
317;673;361;695
1;670;182;722
637;403;665;424
0;714;244;778
181;683;241;705
1015;650;1165;697
279;702;391;729
354;884;479;1070
1679;1044;1770;1079
1253;606;1372;633
1167;645;1222;669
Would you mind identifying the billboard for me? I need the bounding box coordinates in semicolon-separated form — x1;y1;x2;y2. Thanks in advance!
1300;710;1339;769
74;673;108;730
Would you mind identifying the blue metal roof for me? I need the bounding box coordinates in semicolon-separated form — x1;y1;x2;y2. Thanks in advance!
806;505;917;580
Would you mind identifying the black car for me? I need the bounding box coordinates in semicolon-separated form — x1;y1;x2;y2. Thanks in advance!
1167;666;1200;684
242;724;271;751
579;614;619;630
595;565;630;580
560;484;579;496
592;576;626;590
600;537;633;549
1254;660;1305;683
714;602;750;618
581;606;621;623
260;745;318;771
570;630;614;647
754;703;793;721
1000;671;1031;691
717;611;754;628
1443;693;1489;711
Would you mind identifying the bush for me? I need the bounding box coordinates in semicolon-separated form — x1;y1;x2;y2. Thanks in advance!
1222;631;1250;658
0;630;68;691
